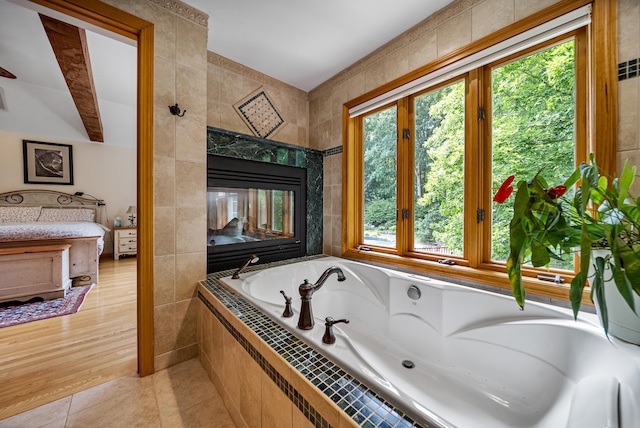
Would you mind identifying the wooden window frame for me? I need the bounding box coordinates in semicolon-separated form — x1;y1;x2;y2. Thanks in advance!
343;0;617;305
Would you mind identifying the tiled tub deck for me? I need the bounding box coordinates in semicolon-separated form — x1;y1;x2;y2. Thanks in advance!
197;257;428;428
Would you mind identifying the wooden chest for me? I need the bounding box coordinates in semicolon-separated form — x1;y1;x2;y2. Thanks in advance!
0;244;72;303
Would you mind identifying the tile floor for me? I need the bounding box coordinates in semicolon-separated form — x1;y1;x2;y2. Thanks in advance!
0;358;236;428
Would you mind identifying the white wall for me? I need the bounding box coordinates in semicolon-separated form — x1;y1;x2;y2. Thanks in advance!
0;130;136;252
0;80;136;147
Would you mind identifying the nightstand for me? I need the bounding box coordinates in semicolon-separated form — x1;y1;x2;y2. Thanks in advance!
113;227;137;260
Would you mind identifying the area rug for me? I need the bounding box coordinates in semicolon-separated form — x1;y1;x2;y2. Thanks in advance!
0;284;94;328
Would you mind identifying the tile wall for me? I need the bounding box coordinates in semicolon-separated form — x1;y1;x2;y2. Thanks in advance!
113;0;314;372
618;0;640;195
206;52;310;148
101;0;209;370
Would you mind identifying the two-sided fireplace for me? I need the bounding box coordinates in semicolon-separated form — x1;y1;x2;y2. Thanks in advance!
207;154;306;273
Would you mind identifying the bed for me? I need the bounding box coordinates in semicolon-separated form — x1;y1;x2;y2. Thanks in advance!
0;189;109;289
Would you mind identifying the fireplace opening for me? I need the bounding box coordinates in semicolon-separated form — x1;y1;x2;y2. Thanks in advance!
207;154;306;273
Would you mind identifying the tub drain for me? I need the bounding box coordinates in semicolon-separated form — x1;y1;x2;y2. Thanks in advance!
402;360;415;369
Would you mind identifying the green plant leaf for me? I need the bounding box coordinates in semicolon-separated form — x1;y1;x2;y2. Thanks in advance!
616;239;640;296
570;272;586;320
506;181;532;309
580;160;600;189
590;176;607;205
622;204;640;226
592;256;608;336
610;260;637;315
580;225;594;271
563;166;581;189
618;160;636;203
579;164;594;218
531;240;551;267
507;226;528;309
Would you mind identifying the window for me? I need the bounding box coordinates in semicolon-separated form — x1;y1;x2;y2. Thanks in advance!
363;105;397;248
489;39;579;270
412;79;466;257
344;2;617;302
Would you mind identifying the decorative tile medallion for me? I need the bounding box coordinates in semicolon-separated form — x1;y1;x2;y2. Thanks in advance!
234;87;285;138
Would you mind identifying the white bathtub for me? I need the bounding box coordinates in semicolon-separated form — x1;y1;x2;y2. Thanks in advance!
219;256;640;428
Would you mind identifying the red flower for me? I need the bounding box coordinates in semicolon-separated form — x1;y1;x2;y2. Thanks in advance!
493;175;515;203
545;185;567;200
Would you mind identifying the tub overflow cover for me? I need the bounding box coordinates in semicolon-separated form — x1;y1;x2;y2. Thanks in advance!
407;285;421;300
402;360;415;369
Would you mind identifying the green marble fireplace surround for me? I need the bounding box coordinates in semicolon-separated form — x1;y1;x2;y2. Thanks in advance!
206;127;323;259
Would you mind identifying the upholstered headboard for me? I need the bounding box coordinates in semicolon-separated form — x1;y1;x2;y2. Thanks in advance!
0;189;106;225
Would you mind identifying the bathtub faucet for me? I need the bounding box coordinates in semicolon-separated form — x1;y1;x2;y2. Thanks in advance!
231;254;259;279
297;267;346;330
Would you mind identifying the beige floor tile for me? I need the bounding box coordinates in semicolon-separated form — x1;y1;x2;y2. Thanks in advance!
64;376;160;428
160;399;236;428
68;373;155;415
39;418;68;428
0;396;71;428
65;403;161;428
0;358;236;428
152;358;219;421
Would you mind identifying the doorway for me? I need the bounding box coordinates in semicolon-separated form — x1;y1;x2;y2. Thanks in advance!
25;0;156;377
0;0;153;418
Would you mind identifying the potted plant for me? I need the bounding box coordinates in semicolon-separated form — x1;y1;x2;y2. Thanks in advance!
494;155;640;343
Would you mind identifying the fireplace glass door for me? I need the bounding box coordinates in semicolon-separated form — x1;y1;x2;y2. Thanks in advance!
207;154;306;273
207;187;295;246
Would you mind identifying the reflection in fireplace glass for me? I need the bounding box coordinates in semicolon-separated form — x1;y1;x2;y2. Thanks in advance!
207;187;295;246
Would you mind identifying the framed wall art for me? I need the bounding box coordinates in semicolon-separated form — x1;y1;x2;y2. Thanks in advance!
23;140;74;185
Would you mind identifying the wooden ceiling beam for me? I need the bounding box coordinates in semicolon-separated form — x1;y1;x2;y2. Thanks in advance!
39;14;104;142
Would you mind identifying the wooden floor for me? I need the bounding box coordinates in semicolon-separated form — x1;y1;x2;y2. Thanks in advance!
0;257;137;420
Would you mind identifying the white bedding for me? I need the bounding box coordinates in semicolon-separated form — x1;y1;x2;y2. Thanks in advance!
0;222;110;254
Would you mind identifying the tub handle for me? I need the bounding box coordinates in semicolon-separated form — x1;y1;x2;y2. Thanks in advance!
323;317;349;344
280;290;294;318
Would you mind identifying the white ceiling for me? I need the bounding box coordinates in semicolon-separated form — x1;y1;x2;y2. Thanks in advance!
185;0;455;91
0;0;137;145
0;0;137;106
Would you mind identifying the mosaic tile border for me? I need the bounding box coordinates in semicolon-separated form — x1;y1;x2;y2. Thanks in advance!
323;146;343;157
619;58;640;81
199;292;331;428
200;257;428;428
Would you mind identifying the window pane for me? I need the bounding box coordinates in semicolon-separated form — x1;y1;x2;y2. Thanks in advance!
491;40;576;270
258;189;267;229
272;190;283;231
289;191;295;235
413;81;465;256
363;106;397;248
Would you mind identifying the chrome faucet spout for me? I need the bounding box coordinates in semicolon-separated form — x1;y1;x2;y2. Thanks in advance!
297;267;346;330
